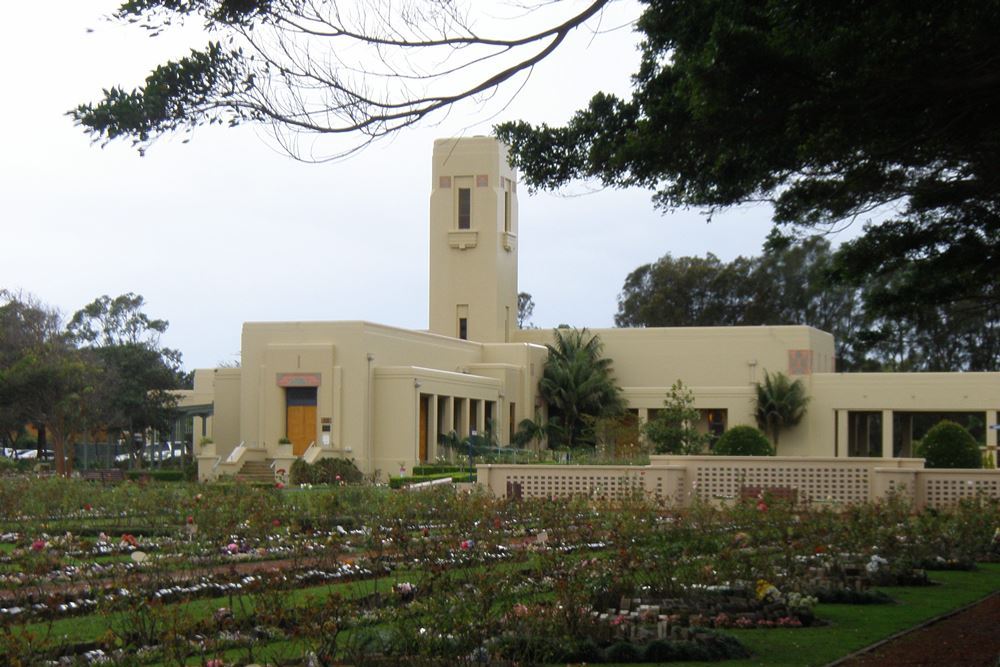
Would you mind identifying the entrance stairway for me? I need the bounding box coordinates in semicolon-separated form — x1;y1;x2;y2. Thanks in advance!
235;459;275;484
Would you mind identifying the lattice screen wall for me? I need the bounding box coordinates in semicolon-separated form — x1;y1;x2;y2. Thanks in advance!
692;464;871;504
922;475;1000;508
501;471;648;500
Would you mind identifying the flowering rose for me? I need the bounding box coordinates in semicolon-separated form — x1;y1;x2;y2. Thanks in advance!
31;539;46;552
187;515;195;525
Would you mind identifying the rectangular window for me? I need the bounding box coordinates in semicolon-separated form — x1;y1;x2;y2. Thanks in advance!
458;188;471;229
509;402;516;444
457;304;468;340
504;190;511;232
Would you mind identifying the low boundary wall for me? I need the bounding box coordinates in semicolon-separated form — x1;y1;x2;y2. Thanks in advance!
477;456;1000;510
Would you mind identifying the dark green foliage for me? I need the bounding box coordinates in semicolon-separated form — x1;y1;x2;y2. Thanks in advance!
71;43;254;152
918;421;982;469
67;294;184;457
754;370;809;450
603;641;643;662
615;236;879;370
125;469;186;482
713;425;774;456
517;292;535;329
289;457;364;485
539;328;624;449
499;0;1000;337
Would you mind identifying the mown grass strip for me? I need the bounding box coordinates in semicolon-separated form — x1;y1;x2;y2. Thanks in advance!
656;563;1000;667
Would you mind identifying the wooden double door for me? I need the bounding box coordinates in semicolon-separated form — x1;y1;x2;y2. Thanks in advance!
286;387;317;456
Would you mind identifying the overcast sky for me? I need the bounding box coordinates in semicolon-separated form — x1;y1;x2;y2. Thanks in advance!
1;1;851;370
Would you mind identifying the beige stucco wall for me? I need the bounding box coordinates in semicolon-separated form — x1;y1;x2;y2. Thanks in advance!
211;369;242;463
190;137;1000;479
238;320;543;475
810;372;1000;458
514;325;834;456
512;325;834;387
374;365;502;476
429;137;519;343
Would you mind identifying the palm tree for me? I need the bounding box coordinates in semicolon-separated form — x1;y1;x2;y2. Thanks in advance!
754;370;810;451
539;328;624;449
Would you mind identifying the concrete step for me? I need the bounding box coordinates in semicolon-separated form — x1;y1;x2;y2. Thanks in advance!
235;459;276;483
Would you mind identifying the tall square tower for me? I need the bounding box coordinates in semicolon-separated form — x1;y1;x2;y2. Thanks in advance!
428;137;519;343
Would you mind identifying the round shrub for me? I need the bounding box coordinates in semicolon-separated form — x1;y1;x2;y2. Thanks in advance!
713;425;774;456
289;457;364;484
918;420;981;469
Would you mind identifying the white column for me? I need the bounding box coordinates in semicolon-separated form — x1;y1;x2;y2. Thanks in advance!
476;399;487;437
836;410;849;458
986;410;998;468
460;397;471;437
881;409;893;459
429;394;439;461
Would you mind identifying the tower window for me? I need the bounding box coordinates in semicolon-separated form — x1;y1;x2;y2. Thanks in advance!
459;317;468;340
458;188;471;229
504;190;511;232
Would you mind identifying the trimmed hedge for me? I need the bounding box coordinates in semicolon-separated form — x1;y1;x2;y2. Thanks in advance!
412;465;474;476
389;472;475;489
125;469;187;482
713;425;774;456
918;420;982;469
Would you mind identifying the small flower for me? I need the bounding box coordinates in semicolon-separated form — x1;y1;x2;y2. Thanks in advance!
31;539;46;552
194;493;203;502
187;515;195;525
275;482;285;489
227;543;239;554
272;519;281;528
83;503;92;511
460;539;474;550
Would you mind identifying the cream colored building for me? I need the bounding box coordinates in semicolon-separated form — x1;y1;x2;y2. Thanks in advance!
186;137;1000;480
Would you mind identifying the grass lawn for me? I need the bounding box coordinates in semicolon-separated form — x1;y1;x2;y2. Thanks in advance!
14;556;1000;665
154;563;1000;666
661;563;1000;667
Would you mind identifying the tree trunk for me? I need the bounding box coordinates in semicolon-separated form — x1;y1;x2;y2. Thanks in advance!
36;423;46;458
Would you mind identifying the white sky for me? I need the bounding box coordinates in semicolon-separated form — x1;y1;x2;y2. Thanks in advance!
0;1;854;370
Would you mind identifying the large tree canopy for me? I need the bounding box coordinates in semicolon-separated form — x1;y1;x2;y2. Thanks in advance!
616;237;999;372
72;0;612;158
498;0;1000;314
0;291;185;474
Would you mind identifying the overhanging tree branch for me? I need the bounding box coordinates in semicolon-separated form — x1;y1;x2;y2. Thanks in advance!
72;0;615;160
